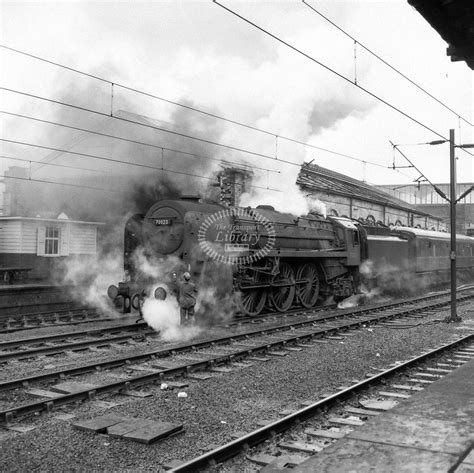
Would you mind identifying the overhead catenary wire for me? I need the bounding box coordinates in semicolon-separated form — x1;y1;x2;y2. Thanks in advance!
0;87;291;168
0;139;281;192
390;141;449;202
0;158;280;194
302;0;474;128
0;153;111;175
213;0;474;161
0;108;416;183
0;173;121;194
0;111;287;190
0;86;394;172
0;44;406;170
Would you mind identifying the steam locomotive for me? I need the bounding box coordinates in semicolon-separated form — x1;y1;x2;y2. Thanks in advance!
107;197;474;316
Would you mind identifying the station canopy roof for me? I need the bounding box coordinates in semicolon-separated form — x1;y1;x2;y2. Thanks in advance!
408;0;474;70
297;162;439;218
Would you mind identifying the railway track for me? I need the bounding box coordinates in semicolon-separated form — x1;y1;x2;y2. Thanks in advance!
170;333;474;472
0;322;155;362
0;287;468;361
0;306;106;333
1;289;472;425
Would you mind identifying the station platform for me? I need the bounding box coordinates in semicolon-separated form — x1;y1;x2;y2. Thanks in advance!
288;358;474;472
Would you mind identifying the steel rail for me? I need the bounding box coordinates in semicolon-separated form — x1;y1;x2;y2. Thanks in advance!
0;294;471;423
0;292;470;392
0;306;96;320
170;332;474;472
0;331;153;362
0;317;116;334
0;292;461;391
0;294;441;361
0;322;150;350
0;307;102;332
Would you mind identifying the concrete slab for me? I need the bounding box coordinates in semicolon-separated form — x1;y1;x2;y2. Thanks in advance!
425;367;452;373
278;441;322;453
26;388;62;398
166;381;189;389
73;415;125;433
347;412;472;455
51;381;98;394
328;416;364;427
187;373;214;380
150;360;180;369
209;366;233;373
290;438;459;473
344;407;380;417
413;372;440;378
305;428;345;440
247;454;279;466
393;389;474;430
407;378;433;384
123;422;183;444
359;399;399;410
247;356;270;362
107;418;154;438
378;391;411;399
260;454;307;472
391;384;424;391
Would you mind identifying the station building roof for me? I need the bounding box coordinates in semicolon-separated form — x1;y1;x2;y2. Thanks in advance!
297;162;439;218
408;0;474;69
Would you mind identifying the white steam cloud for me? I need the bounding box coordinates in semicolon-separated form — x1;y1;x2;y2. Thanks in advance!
141;287;201;341
58;248;124;318
239;165;327;217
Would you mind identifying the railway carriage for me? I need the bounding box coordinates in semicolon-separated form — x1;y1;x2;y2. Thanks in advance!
391;227;474;283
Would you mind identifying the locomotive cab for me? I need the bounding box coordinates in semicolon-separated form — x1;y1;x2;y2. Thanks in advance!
328;217;361;267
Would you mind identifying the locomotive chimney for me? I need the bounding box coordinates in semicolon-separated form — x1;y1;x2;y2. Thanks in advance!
216;166;253;206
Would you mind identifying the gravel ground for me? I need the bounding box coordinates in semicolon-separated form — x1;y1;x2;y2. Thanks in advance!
0;299;473;472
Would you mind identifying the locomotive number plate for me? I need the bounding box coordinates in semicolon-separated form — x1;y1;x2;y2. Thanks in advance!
154;218;172;226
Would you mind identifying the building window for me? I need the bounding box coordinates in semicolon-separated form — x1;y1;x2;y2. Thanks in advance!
45;227;60;255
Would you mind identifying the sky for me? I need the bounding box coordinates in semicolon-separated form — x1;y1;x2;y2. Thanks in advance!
0;0;473;213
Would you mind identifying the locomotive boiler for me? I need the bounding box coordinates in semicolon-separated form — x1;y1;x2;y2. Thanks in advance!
108;197;474;316
108;197;362;315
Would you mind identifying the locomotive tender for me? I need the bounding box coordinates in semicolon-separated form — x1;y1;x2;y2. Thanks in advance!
108;197;474;316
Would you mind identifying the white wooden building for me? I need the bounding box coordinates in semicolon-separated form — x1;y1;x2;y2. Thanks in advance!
0;214;103;281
